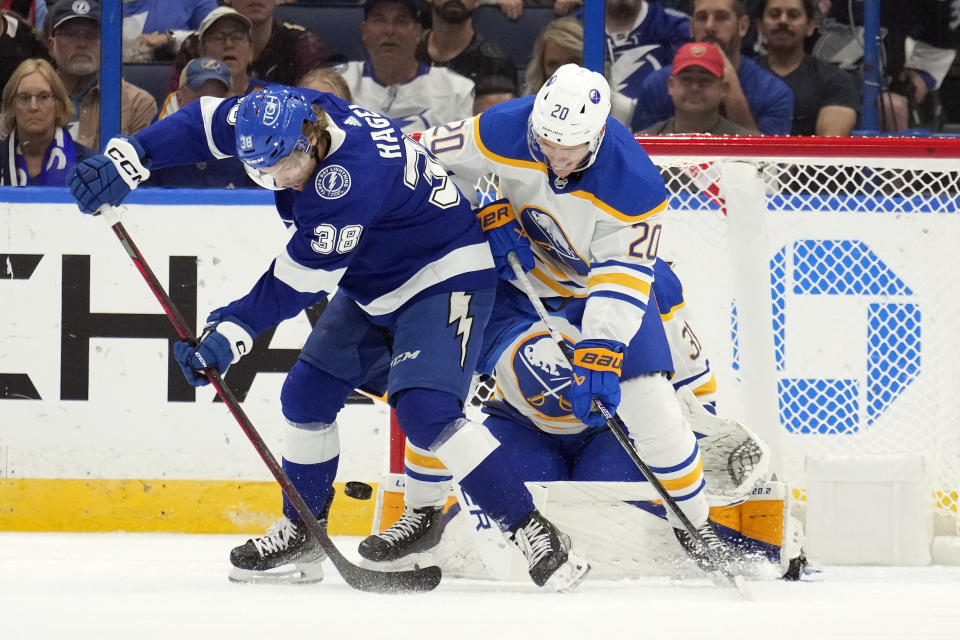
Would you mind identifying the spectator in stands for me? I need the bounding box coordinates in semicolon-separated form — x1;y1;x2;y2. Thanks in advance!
2;0;43;26
169;0;327;88
148;57;253;189
587;0;690;100
46;0;157;149
0;8;49;106
299;66;353;102
472;73;517;114
522;16;581;95
189;7;267;98
812;0;958;131
335;0;473;133
756;0;857;136
522;17;636;126
157;57;231;120
1;57;93;185
631;0;793;135
122;0;218;62
639;42;756;134
416;0;517;93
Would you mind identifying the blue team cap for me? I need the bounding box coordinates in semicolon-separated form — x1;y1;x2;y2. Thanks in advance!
363;0;418;19
182;58;231;91
51;0;101;33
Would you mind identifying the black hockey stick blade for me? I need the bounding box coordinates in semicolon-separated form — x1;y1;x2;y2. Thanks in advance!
319;536;442;593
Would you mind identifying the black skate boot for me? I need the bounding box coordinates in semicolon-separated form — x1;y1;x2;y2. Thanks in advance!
358;505;444;564
673;519;739;574
510;510;590;591
228;492;333;584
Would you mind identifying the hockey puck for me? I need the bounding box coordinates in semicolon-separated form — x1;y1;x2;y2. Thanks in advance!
344;481;373;500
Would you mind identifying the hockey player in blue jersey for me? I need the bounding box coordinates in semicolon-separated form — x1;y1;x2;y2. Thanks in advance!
361;63;742;574
66;85;589;590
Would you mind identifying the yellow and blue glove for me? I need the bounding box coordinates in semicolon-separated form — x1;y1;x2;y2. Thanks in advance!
570;338;625;427
475;198;534;280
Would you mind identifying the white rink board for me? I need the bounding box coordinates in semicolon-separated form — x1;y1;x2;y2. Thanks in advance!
0;198;389;481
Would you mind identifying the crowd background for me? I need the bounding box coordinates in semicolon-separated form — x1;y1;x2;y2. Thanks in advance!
2;0;957;187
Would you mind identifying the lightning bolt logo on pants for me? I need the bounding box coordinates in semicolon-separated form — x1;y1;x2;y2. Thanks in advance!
448;292;473;369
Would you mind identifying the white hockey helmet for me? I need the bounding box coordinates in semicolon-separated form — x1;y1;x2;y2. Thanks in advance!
528;64;610;172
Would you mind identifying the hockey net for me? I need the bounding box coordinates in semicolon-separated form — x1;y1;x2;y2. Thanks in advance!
639;135;960;534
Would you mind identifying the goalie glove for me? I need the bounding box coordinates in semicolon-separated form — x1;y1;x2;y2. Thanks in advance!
173;316;255;387
67;136;151;215
475;198;534;280
570;338;624;427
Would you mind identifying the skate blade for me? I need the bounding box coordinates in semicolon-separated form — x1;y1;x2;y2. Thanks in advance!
543;554;591;593
358;551;436;572
228;560;325;585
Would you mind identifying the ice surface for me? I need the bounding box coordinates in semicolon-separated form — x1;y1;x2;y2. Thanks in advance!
2;532;959;639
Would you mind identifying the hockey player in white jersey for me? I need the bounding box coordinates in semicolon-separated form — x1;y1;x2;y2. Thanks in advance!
65;85;588;591
361;63;738;574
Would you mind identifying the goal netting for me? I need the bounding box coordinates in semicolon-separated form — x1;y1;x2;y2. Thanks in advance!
640;135;960;534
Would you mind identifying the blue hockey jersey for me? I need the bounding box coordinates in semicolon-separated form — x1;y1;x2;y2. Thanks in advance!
135;90;495;334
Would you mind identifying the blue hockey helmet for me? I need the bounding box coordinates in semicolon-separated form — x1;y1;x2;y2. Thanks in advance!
235;86;318;169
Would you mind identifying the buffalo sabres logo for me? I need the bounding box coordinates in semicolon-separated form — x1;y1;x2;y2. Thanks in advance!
315;165;351;199
262;95;281;126
520;206;590;275
513;332;573;417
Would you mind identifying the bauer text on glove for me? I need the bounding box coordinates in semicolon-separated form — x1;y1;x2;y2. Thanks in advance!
570;338;625;427
475;198;535;280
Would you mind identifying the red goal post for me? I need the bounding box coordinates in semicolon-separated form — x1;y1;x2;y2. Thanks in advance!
637;134;960;534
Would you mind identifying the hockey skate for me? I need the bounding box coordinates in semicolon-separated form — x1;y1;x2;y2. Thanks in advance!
228;516;327;584
358;505;444;566
673;519;739;574
510;510;590;591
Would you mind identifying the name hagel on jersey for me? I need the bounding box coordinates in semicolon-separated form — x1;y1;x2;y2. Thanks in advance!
419;96;669;349
137;90;493;332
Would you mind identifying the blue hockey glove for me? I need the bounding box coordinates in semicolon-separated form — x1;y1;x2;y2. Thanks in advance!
173;317;255;387
67;136;151;214
570;338;625;427
475;198;534;280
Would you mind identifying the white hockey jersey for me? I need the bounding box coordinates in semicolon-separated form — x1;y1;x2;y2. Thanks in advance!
419;96;669;349
335;61;474;134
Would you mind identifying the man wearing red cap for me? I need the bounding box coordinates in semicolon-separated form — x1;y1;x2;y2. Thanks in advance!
640;42;757;135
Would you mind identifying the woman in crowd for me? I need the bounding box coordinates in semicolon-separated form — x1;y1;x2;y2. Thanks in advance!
1;57;92;186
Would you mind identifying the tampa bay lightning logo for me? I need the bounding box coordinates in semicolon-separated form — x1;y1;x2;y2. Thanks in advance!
589;89;601;104
72;0;91;15
520;206;590;275
513;332;573;417
315;165;351;199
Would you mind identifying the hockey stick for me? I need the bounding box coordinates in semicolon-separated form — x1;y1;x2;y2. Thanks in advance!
507;253;750;597
97;205;441;593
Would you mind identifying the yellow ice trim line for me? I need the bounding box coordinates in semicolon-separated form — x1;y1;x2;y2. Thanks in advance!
0;479;377;535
